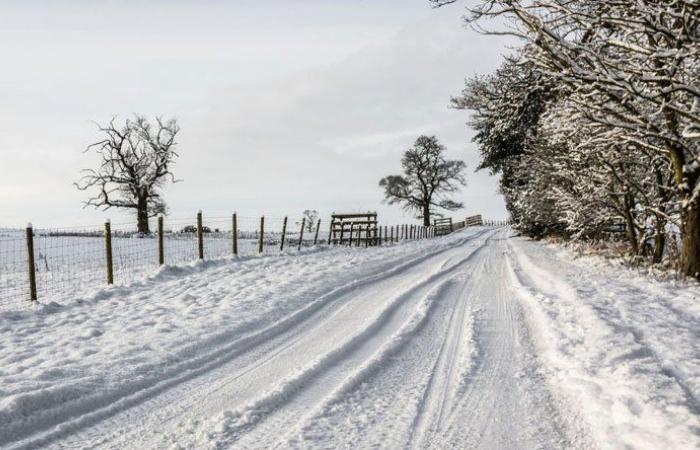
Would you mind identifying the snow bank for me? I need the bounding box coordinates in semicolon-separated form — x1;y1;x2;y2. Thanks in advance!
506;235;700;449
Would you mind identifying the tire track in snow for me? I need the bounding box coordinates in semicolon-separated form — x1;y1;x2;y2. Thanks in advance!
433;230;569;449
271;229;571;450
274;241;492;449
405;253;482;449
30;230;499;450
279;275;463;449
173;231;497;450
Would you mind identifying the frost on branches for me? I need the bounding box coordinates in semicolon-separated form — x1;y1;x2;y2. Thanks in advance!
450;0;700;277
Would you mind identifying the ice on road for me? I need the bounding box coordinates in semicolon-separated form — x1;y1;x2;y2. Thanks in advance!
0;228;698;449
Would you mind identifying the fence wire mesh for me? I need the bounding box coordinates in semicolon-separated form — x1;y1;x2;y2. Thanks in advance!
0;229;30;309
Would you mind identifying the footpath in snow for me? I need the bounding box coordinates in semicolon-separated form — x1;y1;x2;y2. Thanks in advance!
0;227;698;449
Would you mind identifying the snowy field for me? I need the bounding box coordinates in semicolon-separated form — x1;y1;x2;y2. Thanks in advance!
0;227;698;449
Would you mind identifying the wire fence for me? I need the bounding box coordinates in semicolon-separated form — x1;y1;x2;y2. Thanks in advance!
0;213;504;310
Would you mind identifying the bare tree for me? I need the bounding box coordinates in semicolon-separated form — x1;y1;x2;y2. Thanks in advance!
75;115;180;234
299;210;319;232
380;135;466;226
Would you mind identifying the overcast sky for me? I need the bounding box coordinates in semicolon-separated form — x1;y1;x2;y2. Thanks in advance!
0;0;512;228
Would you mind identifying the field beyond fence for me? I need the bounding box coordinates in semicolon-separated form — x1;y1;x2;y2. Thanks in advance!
0;212;508;310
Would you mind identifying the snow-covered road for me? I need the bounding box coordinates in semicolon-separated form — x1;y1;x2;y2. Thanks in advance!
0;228;698;449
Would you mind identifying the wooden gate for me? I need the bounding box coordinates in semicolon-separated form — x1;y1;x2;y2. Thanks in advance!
433;217;453;236
465;215;483;227
328;213;378;246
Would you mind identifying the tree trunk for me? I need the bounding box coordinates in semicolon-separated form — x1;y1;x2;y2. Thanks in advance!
422;204;430;227
663;108;699;278
651;165;671;265
667;152;700;278
137;198;150;234
623;192;639;255
681;203;700;278
652;215;665;265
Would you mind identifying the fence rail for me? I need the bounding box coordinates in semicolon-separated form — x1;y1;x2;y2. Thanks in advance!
0;212;507;310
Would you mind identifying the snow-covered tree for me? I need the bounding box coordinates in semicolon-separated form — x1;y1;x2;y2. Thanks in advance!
442;0;700;276
452;57;557;233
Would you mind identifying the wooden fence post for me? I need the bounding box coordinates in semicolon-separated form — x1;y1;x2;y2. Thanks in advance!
105;220;114;285
365;226;369;248
26;223;37;301
259;216;265;254
328;218;334;245
232;213;238;256
158;216;164;265
348;223;354;246
390;225;394;243
280;216;288;251
378;225;382;246
314;219;321;245
298;218;305;251
197;210;204;260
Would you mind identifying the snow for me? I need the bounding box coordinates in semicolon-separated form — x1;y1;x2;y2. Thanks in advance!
508;237;700;449
0;227;698;449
